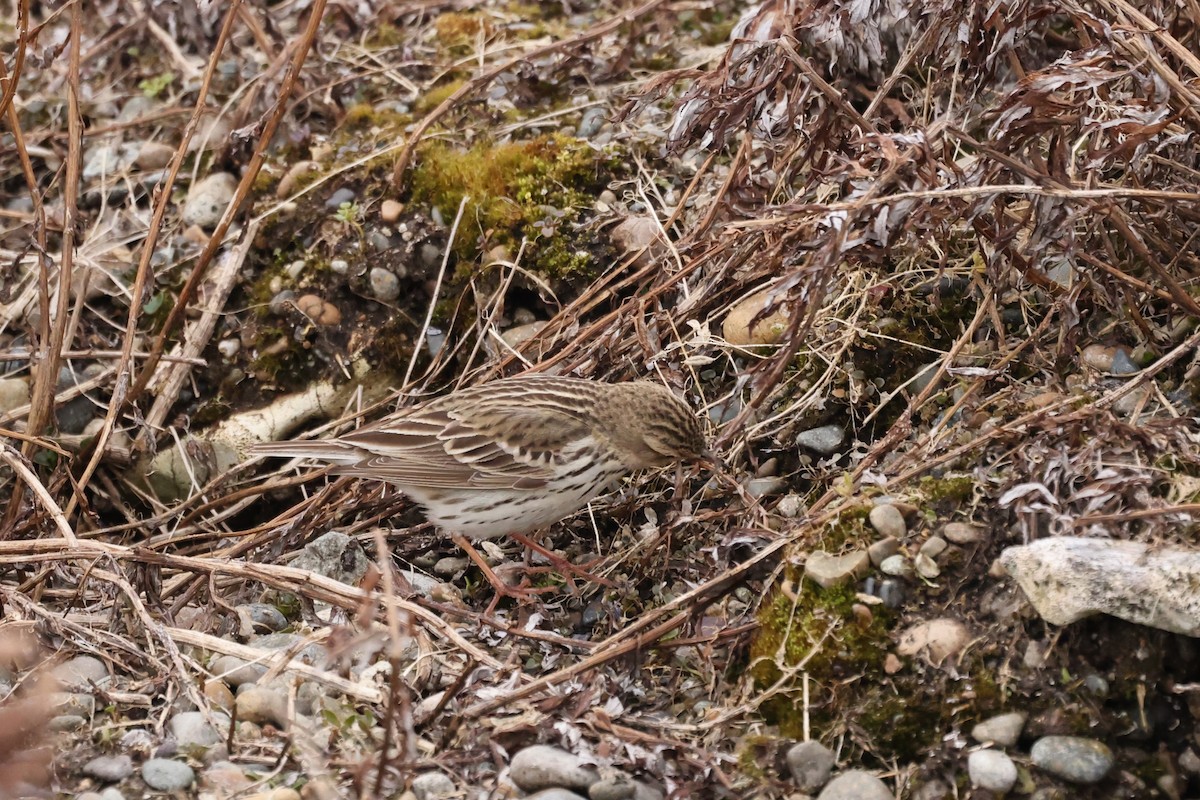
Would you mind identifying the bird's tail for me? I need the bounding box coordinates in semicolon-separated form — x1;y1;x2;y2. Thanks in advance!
250;439;364;465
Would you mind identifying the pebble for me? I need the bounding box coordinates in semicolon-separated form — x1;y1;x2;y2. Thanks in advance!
1030;735;1114;784
240;603;289;633
52;654;109;690
723;288;789;346
816;770;891;800
786;740;835;792
168;709;226;747
914;553;940;579
509;745;600;792
82;754;134;782
245;790;301;800
868;504;906;538
53;691;95;718
217;338;240;358
971;711;1027;746
879;555;912;578
746;476;786;499
896;618;970;664
501;321;548;351
804;550;869;589
369;267;401;302
269;289;297;315
49;714;86;731
277;161;320;198
201;760;252;795
203;679;235;710
525;791;588;800
776;494;803;518
135;141;176;170
380;199;405;223
867;537;900;567
942;521;983;544
588;774;637;800
968;749;1017;793
142;758;196;791
236;685;290;728
577;106;608;138
1080;344;1115;371
211;654;267;687
433;556;470;576
0;376;29;413
1111;347;1138;374
419;243;443;269
295;294;341;326
911;778;950;800
918;536;947;560
795;424;845;455
1179;748;1200;774
288;531;369;586
182;172;238;229
610;216;667;267
330;258;349;274
411;771;456;799
325;187;356;208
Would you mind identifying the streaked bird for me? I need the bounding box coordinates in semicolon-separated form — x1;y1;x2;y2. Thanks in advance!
254;375;710;596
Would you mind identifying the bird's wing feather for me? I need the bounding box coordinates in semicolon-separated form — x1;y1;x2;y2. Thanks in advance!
332;403;592;489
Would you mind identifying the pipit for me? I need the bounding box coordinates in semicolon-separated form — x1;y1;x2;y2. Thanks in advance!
254;375;710;597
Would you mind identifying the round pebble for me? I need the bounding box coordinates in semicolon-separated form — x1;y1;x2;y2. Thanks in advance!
296;294;341;326
942;522;983;544
411;771;455;799
52;655;108;690
82;754;133;782
776;494;804;518
879;554;913;578
142;758;195;791
867;537;900;567
919;536;947;560
217;338;240;358
795;424;845;455
896;618;970;664
968;749;1017;792
236;685;289;728
971;711;1027;746
276;161;320;198
182;172;238;229
786;740;835;792
380;199;404;223
816;770;891;800
868;504;906;538
805;550;869;588
211;654;266;687
509;745;600;792
0;377;30;414
169;709;226;747
1030;735;1114;784
369;267;401;301
914;553;940;579
1080;344;1115;371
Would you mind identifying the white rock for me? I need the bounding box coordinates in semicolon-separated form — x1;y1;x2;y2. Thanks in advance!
1000;537;1200;635
723;288;790;346
805;550;869;588
896;618;970;664
411;771;455;799
971;711;1026;746
868;504;906;538
968;749;1017;793
509;745;599;792
182;172;238;229
816;770;891;800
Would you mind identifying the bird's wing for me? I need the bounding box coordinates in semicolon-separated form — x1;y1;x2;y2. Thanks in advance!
331;404;593;490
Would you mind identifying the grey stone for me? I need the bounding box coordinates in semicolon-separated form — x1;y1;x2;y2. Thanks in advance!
914;553;940;579
289;531;369;587
182;172;237;229
1030;735;1113;784
795;424;845;455
369;267;401;302
786;740;835;792
325;187;356;208
746;476;786;499
82;754;133;782
526;791;588;800
868;504;906;538
99;790;125;800
919;536;948;560
867;537;900;567
805;550;869;589
1111;348;1139;375
968;749;1017;792
588;776;635;800
816;770;891;800
235;686;289;728
53;691;95;718
509;745;599;792
210;655;266;688
49;714;86;731
879;554;913;578
412;771;455;799
971;712;1027;746
942;522;983;544
239;603;288;633
141;758;195;791
168;710;226;747
0;377;29;414
53;655;109;690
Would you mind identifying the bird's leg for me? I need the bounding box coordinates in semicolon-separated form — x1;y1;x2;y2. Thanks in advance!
510;532;614;588
450;534;556;602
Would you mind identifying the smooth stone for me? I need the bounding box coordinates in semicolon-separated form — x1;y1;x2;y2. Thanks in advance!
380;199;404;223
879;555;913;578
135;141;176;170
411;771;455;799
49;714;87;731
211;654;266;687
942;522;983;544
1080;344;1115;371
509;744;600;792
723;288;790;346
325;187;356;208
239;603;288;633
99;790;125;800
867;537;900;567
971;711;1027;746
53;655;109;690
896;618;970;664
1000;537;1200;635
919;536;948;560
805;550;869;589
168;710;226;747
82;754;134;782
276;161;320;198
142;758;195;791
1111;348;1139;374
816;769;891;800
245;789;300;800
1178;748;1200;774
0;377;29;413
868;504;906;538
786;740;835;792
500;321;548;350
968;749;1017;793
746;476;786;499
525;791;587;800
795;424;845;455
776;494;804;518
53;691;95;718
182;172;238;229
235;686;289;729
201;761;252;794
914;553;940;579
369;267;401;302
1030;735;1114;784
588;775;636;800
289;531;369;587
609;216;666;267
433;556;469;576
911;778;951;800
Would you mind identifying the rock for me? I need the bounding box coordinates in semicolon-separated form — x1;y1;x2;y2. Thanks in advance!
501;321;548;351
805;550;869;588
879;555;912;578
968;749;1017;792
914;553;940;579
896;618;970;664
786;741;835;792
135;141;176;170
168;710;227;747
411;771;455;799
211;655;266;687
239;603;289;633
82;754;134;782
868;504;906;538
182;172;238;229
1111;347;1139;375
0;377;29;413
1030;735;1114;784
867;537;900;567
325;187;356;208
911;778;951;800
971;711;1027;746
288;531;369;586
588;774;637;800
53;691;95;718
942;522;983;544
776;494;804;518
277;161;320;198
49;714;86;731
610;216;666;267
142;758;195;791
295;295;341;326
918;536;947;560
433;556;470;576
746;476;786;499
1080;344;1115;371
816;770;891;800
723;288;790;346
1179;748;1200;775
1000;537;1200;635
525;791;588;800
245;789;301;800
795;424;845;455
369;267;401;302
52;655;108;690
236;686;289;728
378;200;404;224
509;744;599;792
202;760;253;795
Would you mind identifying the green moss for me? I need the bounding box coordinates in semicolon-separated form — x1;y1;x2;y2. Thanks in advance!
822;505;873;550
434;11;493;53
410;134;614;278
340;102;408;134
414;79;466;115
919;475;976;506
